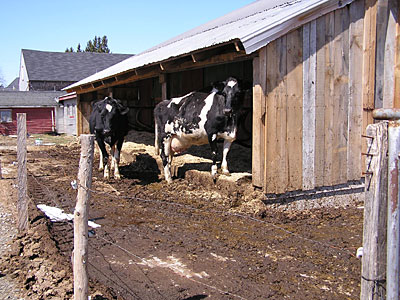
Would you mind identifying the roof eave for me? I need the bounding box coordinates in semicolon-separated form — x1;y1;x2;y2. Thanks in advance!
64;0;355;92
242;0;354;54
64;40;247;93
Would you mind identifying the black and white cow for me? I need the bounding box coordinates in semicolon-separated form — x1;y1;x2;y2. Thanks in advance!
154;77;243;183
89;97;129;180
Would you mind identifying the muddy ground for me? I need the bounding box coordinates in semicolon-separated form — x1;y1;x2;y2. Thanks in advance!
0;132;364;299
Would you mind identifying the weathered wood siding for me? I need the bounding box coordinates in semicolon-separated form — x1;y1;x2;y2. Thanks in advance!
253;1;369;193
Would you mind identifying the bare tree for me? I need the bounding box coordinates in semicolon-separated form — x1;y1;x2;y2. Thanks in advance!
0;68;6;88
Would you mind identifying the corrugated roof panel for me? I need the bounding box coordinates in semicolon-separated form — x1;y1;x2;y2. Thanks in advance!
65;0;353;90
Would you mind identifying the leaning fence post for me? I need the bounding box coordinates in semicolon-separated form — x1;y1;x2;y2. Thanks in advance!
386;120;400;300
73;134;94;300
361;121;388;300
17;113;28;232
371;108;400;300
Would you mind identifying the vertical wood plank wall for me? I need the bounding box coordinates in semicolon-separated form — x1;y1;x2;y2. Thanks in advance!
393;0;400;108
348;0;365;182
253;1;369;193
362;0;377;137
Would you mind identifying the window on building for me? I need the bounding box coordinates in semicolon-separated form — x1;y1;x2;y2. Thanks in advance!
0;110;12;122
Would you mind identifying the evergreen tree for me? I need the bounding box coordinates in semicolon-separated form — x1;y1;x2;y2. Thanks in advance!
85;35;110;53
65;36;110;53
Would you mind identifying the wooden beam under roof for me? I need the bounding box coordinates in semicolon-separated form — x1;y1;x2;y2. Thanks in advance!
66;41;248;94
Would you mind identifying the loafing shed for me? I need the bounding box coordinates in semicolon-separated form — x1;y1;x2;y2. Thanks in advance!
65;0;400;194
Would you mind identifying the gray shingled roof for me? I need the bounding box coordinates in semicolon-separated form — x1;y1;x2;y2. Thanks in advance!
0;91;65;107
22;49;133;82
5;78;19;91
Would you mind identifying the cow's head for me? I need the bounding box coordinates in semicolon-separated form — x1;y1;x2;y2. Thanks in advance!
93;97;129;138
214;77;242;116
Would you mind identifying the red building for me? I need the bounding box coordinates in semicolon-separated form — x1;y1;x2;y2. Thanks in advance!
0;91;64;135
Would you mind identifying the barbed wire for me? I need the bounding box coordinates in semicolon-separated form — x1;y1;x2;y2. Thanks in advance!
95;234;249;300
26;145;362;259
8;144;364;299
26;168;250;299
26;170;168;300
25;146;360;258
79;181;358;258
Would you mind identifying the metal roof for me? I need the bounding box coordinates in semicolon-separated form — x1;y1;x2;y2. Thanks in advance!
65;0;353;90
0;91;65;108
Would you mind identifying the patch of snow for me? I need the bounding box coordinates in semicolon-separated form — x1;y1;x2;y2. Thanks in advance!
37;204;101;228
138;255;209;279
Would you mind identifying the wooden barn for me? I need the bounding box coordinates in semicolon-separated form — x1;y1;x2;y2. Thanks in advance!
64;0;400;194
0;91;64;135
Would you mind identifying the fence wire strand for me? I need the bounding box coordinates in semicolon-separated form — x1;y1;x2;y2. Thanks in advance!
12;144;362;299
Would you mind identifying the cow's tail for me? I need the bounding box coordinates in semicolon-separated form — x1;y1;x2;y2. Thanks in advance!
154;120;160;155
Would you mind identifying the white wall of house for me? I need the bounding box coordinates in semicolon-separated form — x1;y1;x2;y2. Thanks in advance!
62;99;77;135
18;53;29;91
55;105;65;134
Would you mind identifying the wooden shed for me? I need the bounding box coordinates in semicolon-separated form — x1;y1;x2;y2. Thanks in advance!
65;0;400;194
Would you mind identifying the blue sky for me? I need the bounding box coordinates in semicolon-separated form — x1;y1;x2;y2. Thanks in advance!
0;0;254;86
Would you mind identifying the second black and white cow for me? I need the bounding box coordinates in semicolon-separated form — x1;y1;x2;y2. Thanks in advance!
89;97;129;180
154;77;243;183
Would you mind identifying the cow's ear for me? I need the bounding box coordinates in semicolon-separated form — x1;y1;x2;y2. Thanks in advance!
92;100;103;112
114;99;129;115
212;81;225;94
119;106;129;115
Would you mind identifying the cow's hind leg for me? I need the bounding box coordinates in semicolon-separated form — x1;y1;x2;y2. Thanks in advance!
221;140;232;175
161;137;173;183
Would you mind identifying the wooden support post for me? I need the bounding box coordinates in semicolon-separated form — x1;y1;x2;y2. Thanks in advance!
17;113;28;232
159;73;167;100
361;122;388;300
387;120;400;300
252;50;266;188
73;134;94;300
76;94;82;136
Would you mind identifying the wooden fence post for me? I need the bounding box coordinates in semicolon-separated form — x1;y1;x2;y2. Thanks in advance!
17;113;28;232
361;122;388;300
386;119;400;300
74;134;94;300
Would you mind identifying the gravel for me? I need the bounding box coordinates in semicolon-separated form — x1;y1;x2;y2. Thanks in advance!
0;201;24;300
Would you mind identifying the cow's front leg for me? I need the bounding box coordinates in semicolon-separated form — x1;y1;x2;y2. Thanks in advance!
112;139;124;180
221;140;232;175
96;139;109;179
98;145;104;171
104;163;110;179
209;135;218;182
110;145;115;171
161;137;173;183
